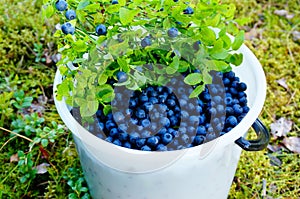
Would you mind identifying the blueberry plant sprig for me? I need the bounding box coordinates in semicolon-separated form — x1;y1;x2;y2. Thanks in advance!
43;0;245;119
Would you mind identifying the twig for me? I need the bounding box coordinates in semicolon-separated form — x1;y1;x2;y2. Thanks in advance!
0;135;17;151
0;126;33;143
261;178;267;199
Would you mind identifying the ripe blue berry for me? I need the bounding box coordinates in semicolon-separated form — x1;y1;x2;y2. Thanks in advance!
193;135;205;145
162;133;173;145
159;117;170;128
109;128;119;137
61;22;75;35
141;145;152;151
55;0;68;11
141;37;152;47
123;142;132;149
156;144;167;151
113;111;125;123
135;108;146;119
113;139;122;146
112;0;118;4
116;71;128;83
233;104;243;115
141;119;151;127
226;116;238;126
96;24;107;36
105;136;113;143
136;138;146;148
147;136;159;148
119;131;129;141
65;9;76;20
196;125;206;135
183;7;194;14
167;27;179;38
238;82;247;91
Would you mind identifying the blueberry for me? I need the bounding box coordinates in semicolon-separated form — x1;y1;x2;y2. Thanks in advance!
199;115;206;125
196;125;206;135
238;82;247;91
202;93;211;102
65;9;76;20
156;144;167;151
105;136;113;143
243;106;250;113
125;108;132;116
225;97;233;105
157;127;167;136
116;71;128;83
135;108;146;119
167;99;176;107
129;132;139;144
158;95;167;103
141;145;152;151
139;95;149;103
223;78;231;85
179;98;187;107
141;130;151;138
123;142;131;149
141;37;152;47
193;41;201;51
150;122;158;132
167;27;179;38
193;135;205;145
226;116;238;126
233;104;243;115
129;99;137;107
187;126;196;135
169;116;179;126
61;22;75;35
113;139;122;146
112;0;118;4
141;119;151;127
159;117;170;128
143;102;153;111
96;24;107;36
109;128;119;137
130;118;138;125
162;133;173;145
158;104;168;112
216;104;225;114
147;136;159;148
136;138;146;148
149;97;158;104
189;115;199;126
55;0;68;11
225;71;235;80
239;97;247;106
226;107;234;115
98;122;104;130
118;123;128;131
106;120;116;130
119;131;129;141
113;111;125;123
229;87;238;95
167;110;174;117
183;7;194;14
181;133;190;144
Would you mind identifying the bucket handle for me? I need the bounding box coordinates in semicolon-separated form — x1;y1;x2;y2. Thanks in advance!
235;119;270;151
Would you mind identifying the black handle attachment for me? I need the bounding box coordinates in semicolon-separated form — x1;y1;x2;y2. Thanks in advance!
235;119;270;151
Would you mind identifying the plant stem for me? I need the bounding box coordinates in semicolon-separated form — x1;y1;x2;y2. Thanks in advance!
0;127;33;143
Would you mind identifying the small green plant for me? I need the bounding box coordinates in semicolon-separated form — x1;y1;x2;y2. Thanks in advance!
63;168;91;199
43;0;245;119
17;150;37;183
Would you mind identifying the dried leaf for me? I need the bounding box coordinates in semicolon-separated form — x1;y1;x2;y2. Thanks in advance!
267;154;282;166
33;163;50;174
283;137;300;154
270;117;293;137
274;9;288;16
286;14;295;20
10;153;19;162
245;28;258;40
276;78;289;90
267;144;283;152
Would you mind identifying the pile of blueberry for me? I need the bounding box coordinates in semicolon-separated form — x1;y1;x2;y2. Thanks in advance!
83;70;249;151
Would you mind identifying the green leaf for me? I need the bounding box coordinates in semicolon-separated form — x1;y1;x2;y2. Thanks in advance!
98;84;114;103
80;100;98;117
184;73;203;85
117;57;129;73
98;74;108;85
43;4;55;18
166;56;179;74
77;0;90;10
177;61;189;73
73;40;88;53
189;84;205;98
229;53;244;66
119;8;139;25
41;139;49;147
232;30;245;50
200;27;216;45
103;105;112;115
84;4;99;12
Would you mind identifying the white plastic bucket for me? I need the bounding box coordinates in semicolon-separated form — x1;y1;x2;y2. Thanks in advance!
54;41;268;198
